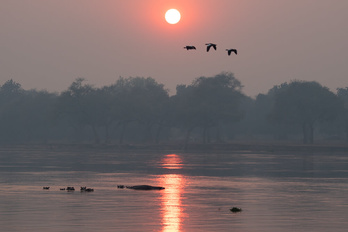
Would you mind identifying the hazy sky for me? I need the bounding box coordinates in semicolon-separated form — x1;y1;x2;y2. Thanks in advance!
1;0;348;97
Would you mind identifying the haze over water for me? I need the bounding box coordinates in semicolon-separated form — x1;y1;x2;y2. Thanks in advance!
1;147;348;231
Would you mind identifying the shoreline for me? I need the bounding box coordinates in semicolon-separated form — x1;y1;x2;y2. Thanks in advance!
1;142;348;153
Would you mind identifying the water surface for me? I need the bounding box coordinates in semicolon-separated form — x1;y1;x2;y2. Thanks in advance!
0;148;348;231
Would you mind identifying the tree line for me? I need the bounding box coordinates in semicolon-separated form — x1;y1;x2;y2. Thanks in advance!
1;72;347;145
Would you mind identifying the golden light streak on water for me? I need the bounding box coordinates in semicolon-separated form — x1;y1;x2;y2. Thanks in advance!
160;154;183;170
159;154;185;232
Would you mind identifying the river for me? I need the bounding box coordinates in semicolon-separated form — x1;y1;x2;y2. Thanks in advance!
0;147;347;231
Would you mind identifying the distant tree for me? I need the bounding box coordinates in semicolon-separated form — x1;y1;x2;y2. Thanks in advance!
0;80;24;142
337;87;348;141
0;80;58;143
244;83;297;140
107;77;169;144
173;72;246;147
271;81;343;144
18;90;58;142
56;78;103;143
0;79;24;110
0;79;22;96
236;92;275;140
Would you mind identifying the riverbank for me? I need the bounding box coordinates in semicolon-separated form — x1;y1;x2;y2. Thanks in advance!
1;141;348;153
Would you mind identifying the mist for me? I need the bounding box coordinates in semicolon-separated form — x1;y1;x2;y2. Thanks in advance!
1;72;347;146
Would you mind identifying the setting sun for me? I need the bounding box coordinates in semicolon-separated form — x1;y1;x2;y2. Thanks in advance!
165;9;181;24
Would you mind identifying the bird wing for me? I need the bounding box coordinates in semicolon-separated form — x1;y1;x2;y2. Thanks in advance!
212;44;217;50
233;49;237;54
228;50;232;56
206;45;211;52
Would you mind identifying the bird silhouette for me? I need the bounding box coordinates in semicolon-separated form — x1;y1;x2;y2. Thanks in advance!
184;46;196;50
205;43;217;52
226;49;237;56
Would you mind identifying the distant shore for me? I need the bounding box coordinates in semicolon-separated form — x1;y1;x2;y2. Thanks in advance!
1;141;348;153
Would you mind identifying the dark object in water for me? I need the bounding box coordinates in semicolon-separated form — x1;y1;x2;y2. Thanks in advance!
126;185;165;190
60;188;66;190
43;187;50;190
66;187;75;191
80;186;94;192
230;207;242;213
117;185;125;189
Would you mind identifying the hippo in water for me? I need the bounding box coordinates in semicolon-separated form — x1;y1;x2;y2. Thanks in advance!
118;185;165;190
230;207;242;213
80;186;94;192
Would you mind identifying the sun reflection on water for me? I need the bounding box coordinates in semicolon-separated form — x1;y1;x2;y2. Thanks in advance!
160;154;183;170
158;154;185;232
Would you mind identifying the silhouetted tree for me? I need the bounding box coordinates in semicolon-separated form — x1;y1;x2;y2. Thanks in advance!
244;83;296;140
235;93;274;140
173;72;245;147
0;79;22;97
272;81;343;144
0;80;58;143
337;87;348;141
107;77;169;144
57;78;103;143
2;75;348;145
0;80;24;142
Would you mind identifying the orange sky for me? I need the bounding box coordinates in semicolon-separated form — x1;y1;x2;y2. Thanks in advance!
1;0;348;96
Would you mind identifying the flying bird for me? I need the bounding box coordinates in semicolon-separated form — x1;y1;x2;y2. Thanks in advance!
226;49;237;56
184;46;196;50
205;43;217;52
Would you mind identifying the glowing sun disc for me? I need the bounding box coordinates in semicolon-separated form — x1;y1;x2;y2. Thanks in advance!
165;9;181;24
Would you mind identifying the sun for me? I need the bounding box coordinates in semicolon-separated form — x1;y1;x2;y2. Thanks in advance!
165;9;181;24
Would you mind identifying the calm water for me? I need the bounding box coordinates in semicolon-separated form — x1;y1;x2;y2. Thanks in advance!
1;147;348;232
